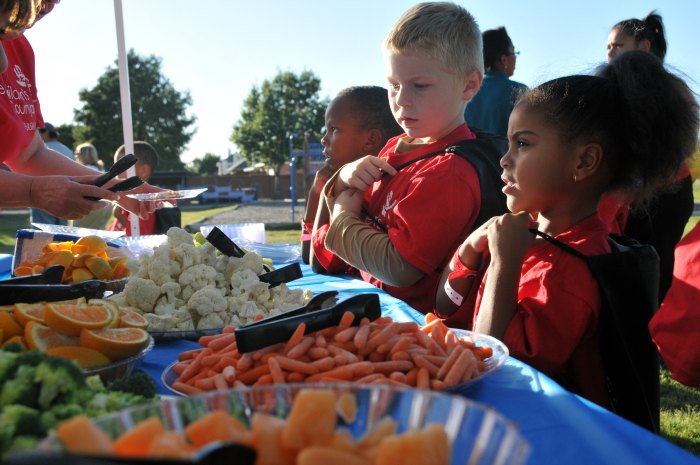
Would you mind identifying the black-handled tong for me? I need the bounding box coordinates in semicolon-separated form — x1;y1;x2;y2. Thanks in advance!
3;264;64;285
94;154;138;187
85;176;144;202
235;293;381;353
0;279;127;305
206;227;294;277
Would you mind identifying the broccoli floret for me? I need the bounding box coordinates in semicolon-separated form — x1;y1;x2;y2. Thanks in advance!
107;372;157;399
0;405;41;437
0;365;38;408
0;350;18;381
33;356;87;409
40;404;84;433
15;350;46;368
85;374;106;393
1;342;23;354
7;435;40;455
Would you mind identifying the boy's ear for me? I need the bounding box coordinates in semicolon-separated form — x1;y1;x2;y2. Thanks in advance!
462;70;483;101
573;143;603;181
638;38;652;53
363;128;384;153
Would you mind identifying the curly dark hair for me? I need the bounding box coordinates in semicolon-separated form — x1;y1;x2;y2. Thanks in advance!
336;86;403;142
613;11;667;61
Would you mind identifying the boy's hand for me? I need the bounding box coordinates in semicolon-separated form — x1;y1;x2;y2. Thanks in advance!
336;156;397;193
331;188;364;221
113;182;165;219
486;212;536;264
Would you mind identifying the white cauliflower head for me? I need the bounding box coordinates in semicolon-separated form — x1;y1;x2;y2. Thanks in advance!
123;277;162;313
187;286;228;316
167;227;194;249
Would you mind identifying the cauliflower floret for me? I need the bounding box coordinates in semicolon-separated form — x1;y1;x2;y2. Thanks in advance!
129;254;150;278
109;292;128;307
237;301;264;324
187;286;227;317
224;313;243;327
123;277;162;313
154;282;184;316
147;245;175;286
173;243;201;270
230;268;261;293
239;252;264;275
167;227;194;249
143;313;176;332
178;264;217;300
199;242;218;267
197;311;226;330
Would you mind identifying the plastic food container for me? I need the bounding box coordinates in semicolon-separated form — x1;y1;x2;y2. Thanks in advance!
83;336;154;384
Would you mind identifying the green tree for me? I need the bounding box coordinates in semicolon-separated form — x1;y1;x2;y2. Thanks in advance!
73;50;196;170
231;70;327;175
190;153;221;175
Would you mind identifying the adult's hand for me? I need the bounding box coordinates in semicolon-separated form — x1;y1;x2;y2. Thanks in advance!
29;175;120;219
111;182;165;219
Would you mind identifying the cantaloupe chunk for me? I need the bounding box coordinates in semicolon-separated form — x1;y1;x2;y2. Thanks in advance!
113;416;165;457
281;389;337;449
147;431;194;459
297;446;373;465
56;415;113;455
336;392;357;423
185;410;251;448
374;423;450;465
250;413;296;465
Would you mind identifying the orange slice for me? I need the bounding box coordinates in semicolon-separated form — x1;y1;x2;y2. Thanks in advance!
88;299;120;327
118;310;149;330
25;320;79;351
44;303;112;336
79;327;149;360
0;311;22;341
46;346;111;368
13;302;46;327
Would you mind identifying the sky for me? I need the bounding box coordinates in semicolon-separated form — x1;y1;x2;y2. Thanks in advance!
25;0;700;165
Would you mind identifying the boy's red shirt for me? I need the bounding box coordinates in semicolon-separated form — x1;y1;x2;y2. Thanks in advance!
313;124;481;313
108;208;156;236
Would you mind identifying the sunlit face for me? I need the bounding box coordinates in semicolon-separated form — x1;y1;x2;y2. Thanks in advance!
606;28;637;62
500;105;578;215
320;96;372;170
384;50;474;143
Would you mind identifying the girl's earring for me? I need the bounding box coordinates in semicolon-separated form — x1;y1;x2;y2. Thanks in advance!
573;174;577;183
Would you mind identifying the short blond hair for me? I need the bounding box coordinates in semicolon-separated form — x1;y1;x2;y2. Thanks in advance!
75;142;102;168
384;2;483;78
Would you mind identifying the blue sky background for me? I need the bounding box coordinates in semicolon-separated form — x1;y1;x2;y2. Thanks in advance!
26;0;700;163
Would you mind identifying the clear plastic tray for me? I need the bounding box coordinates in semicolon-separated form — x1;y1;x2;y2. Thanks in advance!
42;383;531;465
83;335;154;384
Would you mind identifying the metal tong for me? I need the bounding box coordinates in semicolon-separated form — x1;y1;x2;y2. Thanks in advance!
86;153;144;201
234;293;381;353
205;227;303;285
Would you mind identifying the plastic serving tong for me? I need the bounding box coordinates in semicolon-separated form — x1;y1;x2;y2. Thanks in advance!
86;153;144;201
205;227;303;285
234;293;381;353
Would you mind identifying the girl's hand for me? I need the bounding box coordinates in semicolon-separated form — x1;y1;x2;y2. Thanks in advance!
336;156;397;194
486;212;536;264
331;188;363;221
456;216;499;270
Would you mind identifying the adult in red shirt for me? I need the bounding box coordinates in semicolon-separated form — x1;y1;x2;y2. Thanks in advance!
0;0;158;220
649;222;700;388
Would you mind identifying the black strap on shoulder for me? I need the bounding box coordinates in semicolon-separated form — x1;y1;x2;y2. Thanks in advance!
391;132;509;229
528;227;660;432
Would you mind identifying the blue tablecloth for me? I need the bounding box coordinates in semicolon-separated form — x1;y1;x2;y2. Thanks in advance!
0;256;697;465
139;264;700;465
0;254;12;281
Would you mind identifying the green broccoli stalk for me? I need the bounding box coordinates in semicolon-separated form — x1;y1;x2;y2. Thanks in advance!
0;365;39;408
33;357;87;410
0;351;18;382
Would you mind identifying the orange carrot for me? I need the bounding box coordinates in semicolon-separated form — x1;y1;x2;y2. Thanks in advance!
236;353;253;372
287;372;305;383
284;323;306;353
416;367;430;389
353;324;370;351
337;311;355;331
310;357;336;372
415;329;446;356
208;334;237;352
222;365;236;383
443;349;473;387
436;346;463;381
213;373;228;391
370;360;414;374
363;323;401;355
287;336;315;359
274;355;320;375
268;357;286;384
173;381;204;395
424;312;439;324
237;364;272;384
327;344;360;364
412;355;439;378
308;347;330;360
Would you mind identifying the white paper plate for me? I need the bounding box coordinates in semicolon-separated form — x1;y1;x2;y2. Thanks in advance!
126;188;207;201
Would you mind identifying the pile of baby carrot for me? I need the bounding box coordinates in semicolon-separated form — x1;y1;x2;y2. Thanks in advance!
170;312;493;395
